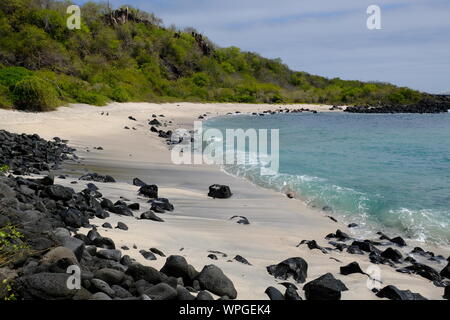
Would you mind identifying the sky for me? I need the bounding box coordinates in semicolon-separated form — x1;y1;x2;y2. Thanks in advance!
74;0;450;94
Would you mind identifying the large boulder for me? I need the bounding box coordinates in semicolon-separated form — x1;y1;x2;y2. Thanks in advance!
47;185;74;201
376;285;427;300
140;250;157;261
150;198;174;213
100;198;115;211
93;268;125;285
41;246;78;266
177;285;196;300
90;278;115;296
160;255;198;285
264;286;285;300
390;236;407;247
440;262;450;279
381;247;403;263
59;208;89;228
149;119;161;126
396;263;442;283
15;273;78;300
285;286;302;300
126;263;163;284
340;262;365;276
143;283;177;300
92;236;116;249
140;211;164;222
112;204;133;216
139;184;158;198
195;265;237;299
89;292;112;300
350;240;380;254
96;249;122;262
303;273;348;300
325;229;351;241
59;236;85;261
111;285;133;299
266;257;308;283
208;184;232;199
116;222;128;231
196;291;214;300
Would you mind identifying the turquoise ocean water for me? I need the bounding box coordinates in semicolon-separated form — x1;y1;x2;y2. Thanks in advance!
204;112;450;244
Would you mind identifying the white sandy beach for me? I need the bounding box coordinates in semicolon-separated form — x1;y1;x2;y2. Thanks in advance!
0;102;448;300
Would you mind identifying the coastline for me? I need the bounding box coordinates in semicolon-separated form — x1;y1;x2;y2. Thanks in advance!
0;102;448;300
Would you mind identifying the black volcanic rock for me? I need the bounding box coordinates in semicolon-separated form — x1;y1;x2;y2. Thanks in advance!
376;285;427;300
440;262;450;279
140;211;164;222
297;240;329;254
340;262;365;276
79;173;116;183
132;178;147;187
14;273;78;300
303;273;348;300
381;247;403;263
149;198;174;213
267;257;308;283
234;255;252;265
229;216;250;225
116;222;128;231
140;250;157;261
285;286;302;300
345;97;450;114
149;119;162;126
208;184;232;199
47;185;75;201
396;263;442;283
160;255;199;285
138;184;158;198
325;229;351;241
444;286;450;300
350;241;380;254
196;265;237;299
265;287;285;300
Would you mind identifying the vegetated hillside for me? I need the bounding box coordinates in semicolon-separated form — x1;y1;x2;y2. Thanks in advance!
0;0;433;111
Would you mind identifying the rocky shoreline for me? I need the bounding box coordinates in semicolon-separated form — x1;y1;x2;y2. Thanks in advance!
344;96;450;114
0;130;239;300
0;119;449;300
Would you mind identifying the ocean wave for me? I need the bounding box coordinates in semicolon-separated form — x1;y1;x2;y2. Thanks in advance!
220;161;450;245
204;113;450;246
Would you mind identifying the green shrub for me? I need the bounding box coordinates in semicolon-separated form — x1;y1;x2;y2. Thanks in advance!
0;225;29;268
387;92;407;104
0;67;33;89
0;164;9;173
12;77;59;111
0;84;12;108
192;73;210;87
110;87;131;102
1;279;16;301
74;91;109;106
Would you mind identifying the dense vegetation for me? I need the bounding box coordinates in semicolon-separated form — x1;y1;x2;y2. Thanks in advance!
0;0;431;111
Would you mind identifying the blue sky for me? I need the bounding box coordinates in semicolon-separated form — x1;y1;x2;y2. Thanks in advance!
74;0;450;93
